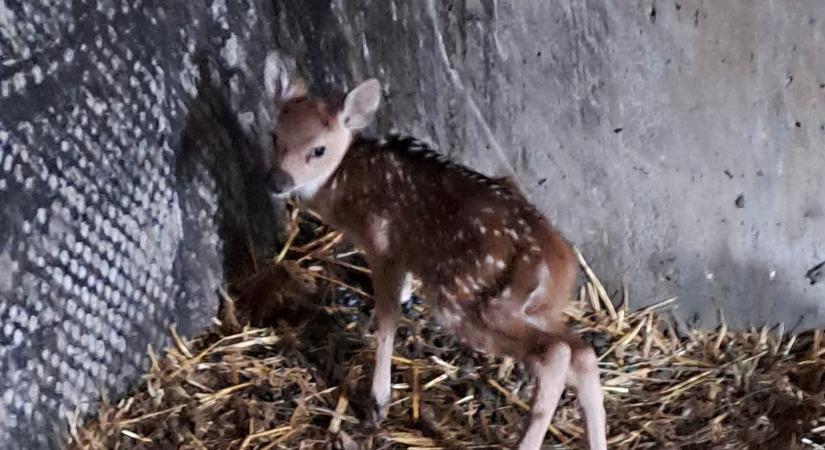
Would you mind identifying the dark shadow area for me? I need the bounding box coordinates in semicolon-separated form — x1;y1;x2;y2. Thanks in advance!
271;0;354;97
173;50;283;335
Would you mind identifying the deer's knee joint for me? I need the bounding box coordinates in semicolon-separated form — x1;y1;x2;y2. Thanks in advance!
527;339;571;374
572;345;599;373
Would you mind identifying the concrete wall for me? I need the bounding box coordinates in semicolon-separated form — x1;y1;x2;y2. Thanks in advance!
0;0;281;447
272;0;825;330
2;1;824;448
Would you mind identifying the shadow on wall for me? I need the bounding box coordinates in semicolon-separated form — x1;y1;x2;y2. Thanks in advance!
173;51;282;334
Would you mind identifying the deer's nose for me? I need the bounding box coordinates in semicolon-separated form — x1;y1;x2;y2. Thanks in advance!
267;168;294;195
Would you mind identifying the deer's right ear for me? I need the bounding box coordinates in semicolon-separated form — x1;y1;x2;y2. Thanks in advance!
283;77;307;100
264;51;306;104
341;78;381;130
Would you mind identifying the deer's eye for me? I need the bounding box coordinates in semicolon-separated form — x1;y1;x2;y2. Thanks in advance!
312;146;326;158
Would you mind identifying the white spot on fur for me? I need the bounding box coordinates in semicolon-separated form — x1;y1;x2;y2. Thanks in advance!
453;275;468;293
495;260;506;269
493;229;501;237
400;272;414;303
485;255;494;265
505;228;518;239
440;309;462;328
372;216;390;254
466;275;480;291
530;245;542;253
466;217;487;234
439;285;456;302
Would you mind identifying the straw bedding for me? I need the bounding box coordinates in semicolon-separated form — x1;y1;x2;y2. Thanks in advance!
67;206;825;450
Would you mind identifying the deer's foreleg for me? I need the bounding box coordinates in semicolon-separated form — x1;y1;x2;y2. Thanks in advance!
369;267;404;424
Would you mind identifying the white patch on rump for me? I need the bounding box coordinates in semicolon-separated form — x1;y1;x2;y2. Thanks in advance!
522;263;551;318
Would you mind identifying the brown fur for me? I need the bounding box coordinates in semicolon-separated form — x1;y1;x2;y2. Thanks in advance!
303;135;577;358
269;78;606;449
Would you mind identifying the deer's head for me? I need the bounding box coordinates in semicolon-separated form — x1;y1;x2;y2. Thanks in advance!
267;75;381;199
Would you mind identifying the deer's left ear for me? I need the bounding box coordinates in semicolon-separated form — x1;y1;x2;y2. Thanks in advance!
264;51;307;105
341;78;381;130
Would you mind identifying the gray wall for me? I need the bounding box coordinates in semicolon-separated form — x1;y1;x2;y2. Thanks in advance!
0;0;281;448
273;0;825;331
1;0;824;448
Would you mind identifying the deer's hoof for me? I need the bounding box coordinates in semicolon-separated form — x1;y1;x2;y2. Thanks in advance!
365;397;389;429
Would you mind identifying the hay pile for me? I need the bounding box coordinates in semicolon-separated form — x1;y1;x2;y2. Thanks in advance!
68;206;825;450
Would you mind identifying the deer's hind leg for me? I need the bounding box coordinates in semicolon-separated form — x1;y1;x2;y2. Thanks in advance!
566;336;607;450
517;335;572;450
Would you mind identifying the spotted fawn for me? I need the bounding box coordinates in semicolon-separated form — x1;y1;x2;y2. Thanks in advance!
267;76;607;450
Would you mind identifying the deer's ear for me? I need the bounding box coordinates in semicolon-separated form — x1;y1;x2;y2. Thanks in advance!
283;76;307;100
264;51;307;104
341;78;381;130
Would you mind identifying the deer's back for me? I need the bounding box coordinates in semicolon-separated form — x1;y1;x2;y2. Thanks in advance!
314;136;577;340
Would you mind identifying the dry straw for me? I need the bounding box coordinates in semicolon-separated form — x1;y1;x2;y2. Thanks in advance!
68;206;824;450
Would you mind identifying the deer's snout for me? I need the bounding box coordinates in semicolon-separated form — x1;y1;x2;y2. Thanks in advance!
267;168;295;196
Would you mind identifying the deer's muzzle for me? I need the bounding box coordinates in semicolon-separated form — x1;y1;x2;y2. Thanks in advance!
267;168;295;196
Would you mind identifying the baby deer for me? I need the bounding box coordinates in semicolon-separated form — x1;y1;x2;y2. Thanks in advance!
267;77;607;450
